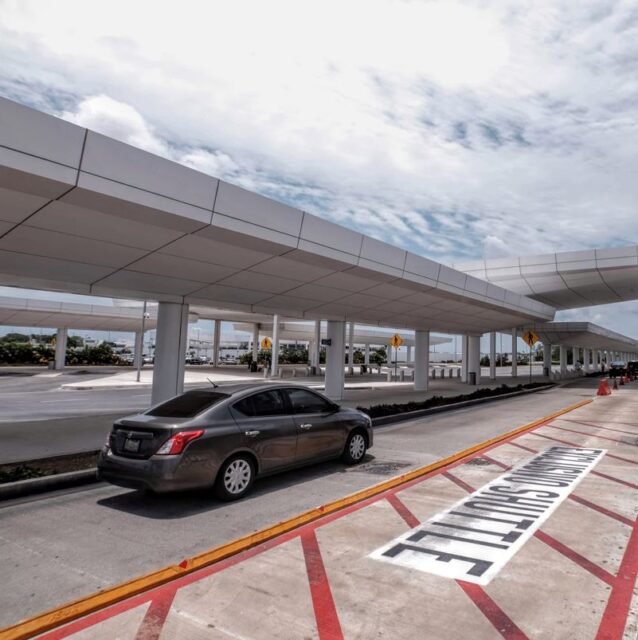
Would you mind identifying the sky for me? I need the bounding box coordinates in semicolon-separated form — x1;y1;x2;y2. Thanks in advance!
0;0;637;340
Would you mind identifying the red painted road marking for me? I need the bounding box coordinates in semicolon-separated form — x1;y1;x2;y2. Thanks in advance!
457;582;529;640
386;493;420;528
591;470;638;491
595;517;638;640
443;470;475;494
509;442;538;454
134;587;176;640
533;432;638;466
544;423;637;445
567;495;634;527
562;419;638;437
481;455;511;470
386;485;528;639
533;531;615;586
301;531;344;640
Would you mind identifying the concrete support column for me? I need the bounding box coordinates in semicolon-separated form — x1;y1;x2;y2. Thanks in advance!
347;322;355;364
413;330;430;391
407;345;412;363
543;343;552;376
559;345;567;375
489;331;496;380
511;328;518;378
467;335;481;385
54;327;68;370
325;320;346;400
151;302;189;405
583;348;590;372
364;344;370;366
461;335;468;383
252;324;259;362
271;314;280;377
133;331;143;369
212;320;221;367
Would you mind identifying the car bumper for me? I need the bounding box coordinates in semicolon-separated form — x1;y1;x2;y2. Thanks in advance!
97;449;217;493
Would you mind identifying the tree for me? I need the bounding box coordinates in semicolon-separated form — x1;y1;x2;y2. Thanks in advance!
0;332;30;343
67;336;84;348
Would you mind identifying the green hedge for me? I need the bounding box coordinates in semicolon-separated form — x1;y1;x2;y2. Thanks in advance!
0;342;124;365
358;382;553;418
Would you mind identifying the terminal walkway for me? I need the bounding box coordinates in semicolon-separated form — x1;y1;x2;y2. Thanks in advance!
3;387;637;639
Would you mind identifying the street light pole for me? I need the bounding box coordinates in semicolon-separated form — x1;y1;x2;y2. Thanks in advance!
136;301;148;383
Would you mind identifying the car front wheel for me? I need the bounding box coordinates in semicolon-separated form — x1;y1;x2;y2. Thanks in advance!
215;455;255;500
342;430;367;465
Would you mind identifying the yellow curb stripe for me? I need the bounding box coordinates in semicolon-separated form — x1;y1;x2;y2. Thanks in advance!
1;398;592;640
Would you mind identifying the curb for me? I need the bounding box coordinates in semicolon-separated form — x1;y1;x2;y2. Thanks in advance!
370;383;556;427
0;469;99;501
0;398;593;640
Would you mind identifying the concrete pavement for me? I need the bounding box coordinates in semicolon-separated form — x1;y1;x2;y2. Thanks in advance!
5;382;637;639
0;379;610;631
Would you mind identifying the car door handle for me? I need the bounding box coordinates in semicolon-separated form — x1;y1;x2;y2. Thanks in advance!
299;423;312;430
244;430;260;437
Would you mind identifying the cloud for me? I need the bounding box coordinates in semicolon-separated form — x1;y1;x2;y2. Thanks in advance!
0;0;637;269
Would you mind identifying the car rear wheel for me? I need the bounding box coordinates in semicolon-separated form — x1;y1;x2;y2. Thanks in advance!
215;455;255;501
342;430;367;465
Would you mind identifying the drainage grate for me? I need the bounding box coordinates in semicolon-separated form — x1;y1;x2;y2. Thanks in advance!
465;457;493;466
347;461;412;476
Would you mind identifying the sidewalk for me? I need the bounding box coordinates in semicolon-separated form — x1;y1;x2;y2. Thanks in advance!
6;389;637;640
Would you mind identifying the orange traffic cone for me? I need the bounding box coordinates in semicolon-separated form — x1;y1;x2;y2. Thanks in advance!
620;376;624;386
597;379;612;396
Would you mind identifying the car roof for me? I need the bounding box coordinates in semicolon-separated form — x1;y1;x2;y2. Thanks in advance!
185;382;323;397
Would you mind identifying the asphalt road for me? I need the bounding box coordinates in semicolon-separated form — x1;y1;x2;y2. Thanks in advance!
0;379;600;628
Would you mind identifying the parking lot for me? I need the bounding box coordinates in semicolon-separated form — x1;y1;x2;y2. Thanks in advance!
2;379;636;639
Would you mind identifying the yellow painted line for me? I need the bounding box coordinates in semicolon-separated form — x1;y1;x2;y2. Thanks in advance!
0;398;593;640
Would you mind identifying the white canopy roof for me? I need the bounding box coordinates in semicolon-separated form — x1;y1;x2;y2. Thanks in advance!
0;97;554;335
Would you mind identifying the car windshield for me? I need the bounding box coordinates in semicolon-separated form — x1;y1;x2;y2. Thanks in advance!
146;390;229;418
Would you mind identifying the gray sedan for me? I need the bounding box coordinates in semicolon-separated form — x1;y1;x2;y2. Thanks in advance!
97;383;373;500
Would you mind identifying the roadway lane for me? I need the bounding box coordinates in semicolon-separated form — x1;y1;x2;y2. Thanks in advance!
0;380;600;628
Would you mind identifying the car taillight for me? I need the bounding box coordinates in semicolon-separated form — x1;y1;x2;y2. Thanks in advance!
156;430;204;456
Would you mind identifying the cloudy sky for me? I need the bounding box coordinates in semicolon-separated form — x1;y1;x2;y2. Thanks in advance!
1;0;637;339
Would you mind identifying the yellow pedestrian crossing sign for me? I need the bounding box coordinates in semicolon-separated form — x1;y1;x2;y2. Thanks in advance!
261;337;272;349
522;330;540;347
389;333;403;348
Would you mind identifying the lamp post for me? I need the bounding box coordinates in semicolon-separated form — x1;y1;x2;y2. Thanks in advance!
135;301;149;383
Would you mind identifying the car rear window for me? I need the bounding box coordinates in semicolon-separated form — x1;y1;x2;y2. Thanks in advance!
147;391;229;418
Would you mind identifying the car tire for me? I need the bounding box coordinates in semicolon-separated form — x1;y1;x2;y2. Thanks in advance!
342;430;367;465
214;454;255;501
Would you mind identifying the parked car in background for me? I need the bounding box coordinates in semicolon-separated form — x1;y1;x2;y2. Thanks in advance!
97;383;373;500
609;361;627;377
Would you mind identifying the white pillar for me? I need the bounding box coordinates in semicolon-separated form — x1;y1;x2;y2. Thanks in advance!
467;335;481;385
461;335;468;382
133;331;143;369
543;343;552;376
413;330;430;391
583;348;590;372
213;320;221;367
271;314;280;377
364;343;370;366
151;302;189;405
54;327;68;370
511;328;518;378
252;323;259;362
407;345;412;363
325;320;346;400
489;331;496;380
347;322;355;364
559;345;567;375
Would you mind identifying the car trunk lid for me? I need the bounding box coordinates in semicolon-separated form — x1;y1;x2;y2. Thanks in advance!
110;415;190;459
